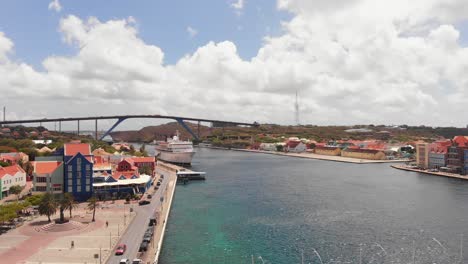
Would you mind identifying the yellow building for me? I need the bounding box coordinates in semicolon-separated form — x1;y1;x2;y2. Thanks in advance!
341;148;386;160
416;143;429;169
315;146;341;156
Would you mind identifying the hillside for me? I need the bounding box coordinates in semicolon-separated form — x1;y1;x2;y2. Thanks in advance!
109;122;212;142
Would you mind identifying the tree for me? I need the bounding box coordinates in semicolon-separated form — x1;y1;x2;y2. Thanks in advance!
138;165;152;175
129;145;136;155
139;144;146;153
22;161;34;177
38;193;57;223
276;144;284;152
64;193;78;218
0;161;10;167
87;197;98;222
9;185;23;201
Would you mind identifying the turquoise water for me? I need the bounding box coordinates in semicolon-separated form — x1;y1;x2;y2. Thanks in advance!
160;148;468;264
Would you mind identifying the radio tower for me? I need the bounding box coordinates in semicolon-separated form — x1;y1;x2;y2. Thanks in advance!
295;90;300;125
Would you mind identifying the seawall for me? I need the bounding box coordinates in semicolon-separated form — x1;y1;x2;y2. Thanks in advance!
200;146;408;164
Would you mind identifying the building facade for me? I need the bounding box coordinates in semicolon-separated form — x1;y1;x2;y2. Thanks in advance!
341;148;386;160
32;161;64;194
416;143;430;169
428;152;447;169
63;143;94;201
314;146;342;156
0;165;27;199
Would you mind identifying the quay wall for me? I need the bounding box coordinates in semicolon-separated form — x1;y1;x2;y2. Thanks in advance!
200;146;408;164
391;165;468;181
152;162;180;264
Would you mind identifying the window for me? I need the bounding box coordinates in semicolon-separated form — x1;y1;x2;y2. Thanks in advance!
77;171;82;178
67;186;72;192
86;185;90;192
36;186;47;192
37;177;47;183
86;178;90;184
68;172;72;179
53;186;62;191
85;164;90;170
68;165;72;172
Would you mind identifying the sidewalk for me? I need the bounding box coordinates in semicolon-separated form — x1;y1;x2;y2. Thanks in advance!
0;200;136;263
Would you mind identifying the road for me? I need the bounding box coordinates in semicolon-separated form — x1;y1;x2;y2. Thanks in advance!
107;176;170;264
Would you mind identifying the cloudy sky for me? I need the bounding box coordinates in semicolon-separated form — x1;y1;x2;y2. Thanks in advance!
1;0;468;130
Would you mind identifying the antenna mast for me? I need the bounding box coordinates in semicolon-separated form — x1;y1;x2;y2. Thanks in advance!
295;90;299;125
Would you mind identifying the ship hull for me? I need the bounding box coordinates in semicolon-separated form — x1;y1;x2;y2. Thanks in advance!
156;150;195;165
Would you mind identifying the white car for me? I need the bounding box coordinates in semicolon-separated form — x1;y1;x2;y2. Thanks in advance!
132;259;143;264
119;259;130;264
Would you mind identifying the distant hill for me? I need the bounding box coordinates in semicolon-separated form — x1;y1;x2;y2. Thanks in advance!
110;122;213;142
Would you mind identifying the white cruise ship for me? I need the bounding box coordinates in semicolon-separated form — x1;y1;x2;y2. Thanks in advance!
154;131;195;165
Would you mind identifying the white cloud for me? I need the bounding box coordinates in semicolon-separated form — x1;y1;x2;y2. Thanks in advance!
230;0;245;15
186;26;198;38
48;0;62;12
2;1;468;129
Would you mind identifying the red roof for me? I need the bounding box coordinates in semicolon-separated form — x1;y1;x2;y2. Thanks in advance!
0;165;25;178
131;157;155;163
112;171;139;180
32;161;62;174
453;136;468;147
64;143;91;156
286;140;301;148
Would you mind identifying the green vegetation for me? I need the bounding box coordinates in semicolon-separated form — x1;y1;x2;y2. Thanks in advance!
9;185;23;201
0;201;30;224
38;193;57;222
138;164;152;175
0;161;10;167
87;196;98;222
25;194;44;206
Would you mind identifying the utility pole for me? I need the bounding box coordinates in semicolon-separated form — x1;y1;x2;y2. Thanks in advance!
77;120;80;135
2;106;5;127
95;119;98;140
295;90;300;125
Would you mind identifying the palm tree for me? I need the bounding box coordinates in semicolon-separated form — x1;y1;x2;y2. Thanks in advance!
87;196;98;222
38;193;57;222
63;193;78;218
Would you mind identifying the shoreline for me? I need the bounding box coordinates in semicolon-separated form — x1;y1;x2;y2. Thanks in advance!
200;146;409;164
152;163;178;264
391;165;468;180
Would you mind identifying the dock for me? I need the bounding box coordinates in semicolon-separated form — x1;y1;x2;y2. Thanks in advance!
156;161;206;183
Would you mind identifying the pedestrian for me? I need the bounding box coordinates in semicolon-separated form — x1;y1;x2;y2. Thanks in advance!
106;221;108;228
71;240;74;248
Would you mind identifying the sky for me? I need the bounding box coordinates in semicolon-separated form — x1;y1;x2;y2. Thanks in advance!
1;0;468;130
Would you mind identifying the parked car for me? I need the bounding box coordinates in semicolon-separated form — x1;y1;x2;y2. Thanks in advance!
115;244;126;255
154;186;159;190
139;200;150;206
147;194;152;199
119;259;130;264
143;234;152;243
139;241;148;252
160;174;164;179
156;181;161;186
149;218;157;226
132;259;142;264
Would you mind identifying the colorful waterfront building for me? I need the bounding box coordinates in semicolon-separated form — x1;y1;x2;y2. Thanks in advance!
416;143;430;169
285;138;307;153
63;143;94;201
0;165;26;199
314;146;342;156
341;148;386;160
31;161;63;193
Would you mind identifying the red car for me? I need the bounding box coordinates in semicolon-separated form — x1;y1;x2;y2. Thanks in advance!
115;244;126;255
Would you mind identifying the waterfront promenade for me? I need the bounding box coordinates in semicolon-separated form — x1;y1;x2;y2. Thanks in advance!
0;200;136;263
203;147;408;164
106;162;178;264
391;164;468;180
